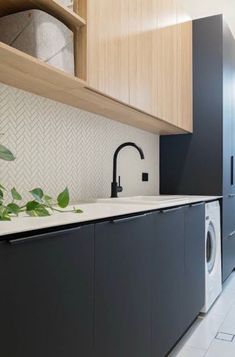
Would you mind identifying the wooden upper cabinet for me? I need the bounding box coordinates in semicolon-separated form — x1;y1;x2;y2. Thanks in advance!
87;0;192;132
153;0;178;126
176;6;193;132
128;0;158;115
87;0;129;104
129;0;192;131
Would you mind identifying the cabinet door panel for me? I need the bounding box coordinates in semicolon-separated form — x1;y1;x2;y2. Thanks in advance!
223;236;235;281
223;21;234;196
184;204;205;326
151;208;185;357
129;0;157;114
223;196;235;239
87;0;129;103
176;12;193;132
0;226;94;357
87;0;192;131
154;0;178;125
223;196;235;280
94;215;151;357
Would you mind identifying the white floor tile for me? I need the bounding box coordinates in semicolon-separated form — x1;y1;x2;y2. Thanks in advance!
171;272;235;357
205;339;235;357
169;345;206;357
219;304;235;334
207;285;235;318
168;318;203;356
184;313;225;350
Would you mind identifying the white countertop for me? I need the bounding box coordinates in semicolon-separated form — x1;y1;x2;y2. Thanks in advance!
0;195;220;237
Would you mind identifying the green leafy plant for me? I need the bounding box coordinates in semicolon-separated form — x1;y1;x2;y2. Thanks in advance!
0;185;83;221
0;144;15;161
0;140;83;221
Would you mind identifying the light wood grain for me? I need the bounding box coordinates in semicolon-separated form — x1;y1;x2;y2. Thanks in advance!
0;42;187;135
73;0;86;19
176;5;193;132
129;0;158;114
87;0;192;132
154;0;178;126
0;0;86;30
74;27;87;80
87;0;129;104
74;0;87;80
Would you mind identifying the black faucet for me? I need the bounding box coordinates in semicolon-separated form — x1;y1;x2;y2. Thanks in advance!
111;142;145;198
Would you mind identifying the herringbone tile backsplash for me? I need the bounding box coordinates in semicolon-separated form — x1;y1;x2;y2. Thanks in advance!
0;84;159;203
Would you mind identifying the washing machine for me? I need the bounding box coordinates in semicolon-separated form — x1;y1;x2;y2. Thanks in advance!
201;200;222;313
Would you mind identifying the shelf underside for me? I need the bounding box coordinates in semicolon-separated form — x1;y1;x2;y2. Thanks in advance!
0;42;186;135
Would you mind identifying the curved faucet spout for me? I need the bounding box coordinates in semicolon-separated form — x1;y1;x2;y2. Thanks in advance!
111;142;145;198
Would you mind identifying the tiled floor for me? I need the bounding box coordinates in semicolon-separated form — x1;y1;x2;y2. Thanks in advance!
169;272;235;356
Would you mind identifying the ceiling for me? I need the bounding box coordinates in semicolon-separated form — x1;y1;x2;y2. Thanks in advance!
180;0;235;36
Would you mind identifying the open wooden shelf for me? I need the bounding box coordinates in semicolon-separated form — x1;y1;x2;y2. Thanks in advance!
0;42;187;135
0;0;86;30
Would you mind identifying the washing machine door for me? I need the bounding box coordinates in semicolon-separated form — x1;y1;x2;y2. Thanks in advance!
206;221;217;274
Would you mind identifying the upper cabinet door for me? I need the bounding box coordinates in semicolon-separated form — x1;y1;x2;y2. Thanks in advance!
152;0;178;126
87;0;129;103
87;0;192;132
176;5;193;132
145;0;192;130
128;0;158;114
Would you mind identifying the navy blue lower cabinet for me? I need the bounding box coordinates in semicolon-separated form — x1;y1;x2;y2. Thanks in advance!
0;225;94;357
223;235;235;281
184;203;205;327
94;214;152;357
150;207;185;357
222;196;235;280
223;196;235;239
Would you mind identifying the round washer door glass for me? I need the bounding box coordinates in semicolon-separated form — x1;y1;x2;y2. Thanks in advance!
206;222;217;274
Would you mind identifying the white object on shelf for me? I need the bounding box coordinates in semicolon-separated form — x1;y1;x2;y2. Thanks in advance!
58;0;73;7
0;9;74;75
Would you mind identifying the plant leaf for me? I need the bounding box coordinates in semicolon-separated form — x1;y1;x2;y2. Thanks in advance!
26;201;51;217
7;203;20;215
0;183;6;191
26;201;41;211
43;194;53;206
0;144;15;161
0;189;3;200
11;187;22;201
0;207;11;221
30;188;44;201
57;187;69;208
73;207;83;214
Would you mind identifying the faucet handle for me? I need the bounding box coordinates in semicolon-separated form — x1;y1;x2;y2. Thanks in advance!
117;176;123;193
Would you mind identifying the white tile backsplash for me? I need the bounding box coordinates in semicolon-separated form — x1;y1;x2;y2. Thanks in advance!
0;84;159;203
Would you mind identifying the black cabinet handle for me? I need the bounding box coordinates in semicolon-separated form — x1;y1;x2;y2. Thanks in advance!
8;226;81;246
231;156;234;186
190;202;204;208
161;207;183;214
112;214;147;224
228;194;235;198
228;230;235;238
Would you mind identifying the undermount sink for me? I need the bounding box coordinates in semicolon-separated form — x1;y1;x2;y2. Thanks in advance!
97;196;189;205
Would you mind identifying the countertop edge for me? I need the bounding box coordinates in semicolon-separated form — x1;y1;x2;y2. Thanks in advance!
0;196;221;238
